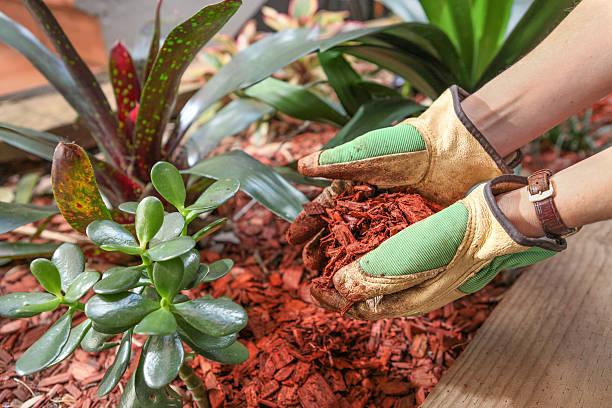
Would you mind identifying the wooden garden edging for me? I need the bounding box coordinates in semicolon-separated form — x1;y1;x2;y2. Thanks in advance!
423;220;612;407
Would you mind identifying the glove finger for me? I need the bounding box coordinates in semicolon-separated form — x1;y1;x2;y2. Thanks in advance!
302;230;327;272
286;180;351;246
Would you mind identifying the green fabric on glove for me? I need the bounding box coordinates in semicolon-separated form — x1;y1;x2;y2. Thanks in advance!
319;124;426;165
459;247;556;293
359;203;469;276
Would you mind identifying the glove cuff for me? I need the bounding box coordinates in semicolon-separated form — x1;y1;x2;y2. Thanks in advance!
450;85;522;172
484;175;567;252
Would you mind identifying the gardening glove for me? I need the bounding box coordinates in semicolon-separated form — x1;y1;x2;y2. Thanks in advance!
298;85;521;205
309;175;567;320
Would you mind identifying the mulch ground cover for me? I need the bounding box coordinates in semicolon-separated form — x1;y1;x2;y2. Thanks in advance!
0;121;513;407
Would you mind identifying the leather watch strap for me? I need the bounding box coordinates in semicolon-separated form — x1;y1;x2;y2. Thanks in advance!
527;169;579;238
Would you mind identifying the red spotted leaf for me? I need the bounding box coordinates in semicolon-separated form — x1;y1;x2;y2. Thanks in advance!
90;157;144;205
52;143;112;233
144;0;163;83
110;41;141;147
132;0;241;180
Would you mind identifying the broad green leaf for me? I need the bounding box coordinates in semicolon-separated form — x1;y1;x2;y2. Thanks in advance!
150;213;185;247
81;327;119;352
0;201;58;235
143;334;184;388
199;259;233;283
134;350;183;407
49;319;92;366
0;292;57;318
184;98;273;163
176;315;236;350
52;243;85;292
171;297;247;337
199;341;249;365
52;143;112;233
184;151;308;222
187;178;239;212
134;308;177;336
16;311;72;375
245;78;348;127
135;197;164;246
110;42;141;141
30;258;62;295
98;330;132;397
118;202;139;214
419;0;458;46
87;220;141;254
192;218;227;242
472;0;513;78
477;0;574;88
147;236;195;262
94;267;143;294
150;161;186;209
0;123;62;161
444;0;474;78
0;242;58;261
180;249;200;289
22;0;125;169
377;0;427;22
187;264;209;290
132;1;241;179
152;258;184;300
64;271;100;303
324;98;425;149
85;292;160;329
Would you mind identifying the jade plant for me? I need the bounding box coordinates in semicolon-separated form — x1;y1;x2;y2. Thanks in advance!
0;161;247;407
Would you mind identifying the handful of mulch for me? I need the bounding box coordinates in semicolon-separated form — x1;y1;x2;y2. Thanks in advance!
301;183;445;287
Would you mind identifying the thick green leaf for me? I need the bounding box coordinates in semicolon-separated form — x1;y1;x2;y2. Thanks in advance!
22;0;125;169
150;213;185;247
30;258;62;295
87;220;141;254
171;297;247;337
0;201;58;235
180;249;200;289
199;341;249;365
118;202;139;215
324;98;425;149
245;78;348;126
176;315;237;351
49;319;92;366
132;1;241;179
472;0;513;78
184;151;308;222
147;236;195;262
192;218;227;242
94;268;142;294
151;161;186;209
0;123;63;161
0;292;58;318
184;98;274;163
98;330;132;397
199;259;233;283
134;350;183;408
117;372;145;408
136;197;164;246
143;334;184;388
152;258;184;300
134;308;177;336
478;0;574;88
85;292;159;329
0;242;58;261
187;264;209;290
52;143;112;233
64;271;100;303
81;327;119;352
187;178;239;212
16;311;72;375
52;243;85;292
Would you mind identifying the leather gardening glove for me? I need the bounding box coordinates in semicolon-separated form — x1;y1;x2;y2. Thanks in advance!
309;175;567;320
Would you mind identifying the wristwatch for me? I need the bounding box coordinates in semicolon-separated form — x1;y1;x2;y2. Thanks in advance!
527;169;580;239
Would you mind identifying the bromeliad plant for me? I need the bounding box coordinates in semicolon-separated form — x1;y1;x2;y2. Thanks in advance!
0;160;247;407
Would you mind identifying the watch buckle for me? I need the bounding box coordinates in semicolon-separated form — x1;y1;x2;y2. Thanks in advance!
528;184;554;202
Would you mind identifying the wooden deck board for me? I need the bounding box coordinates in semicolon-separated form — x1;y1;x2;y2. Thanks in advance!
423;221;612;408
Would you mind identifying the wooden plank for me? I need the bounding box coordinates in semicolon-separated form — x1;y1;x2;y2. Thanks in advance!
423;220;612;407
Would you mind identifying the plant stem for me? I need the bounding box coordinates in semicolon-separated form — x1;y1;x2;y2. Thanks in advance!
179;358;210;408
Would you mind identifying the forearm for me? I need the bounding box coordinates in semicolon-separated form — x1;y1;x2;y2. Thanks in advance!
462;0;612;157
497;147;612;238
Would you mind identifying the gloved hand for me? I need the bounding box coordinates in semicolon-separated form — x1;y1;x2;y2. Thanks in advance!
309;175;566;320
298;85;521;206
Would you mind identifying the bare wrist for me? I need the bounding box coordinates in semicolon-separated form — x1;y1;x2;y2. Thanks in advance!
495;187;544;238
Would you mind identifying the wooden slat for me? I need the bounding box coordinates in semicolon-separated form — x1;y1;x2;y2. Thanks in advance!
423;220;612;408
